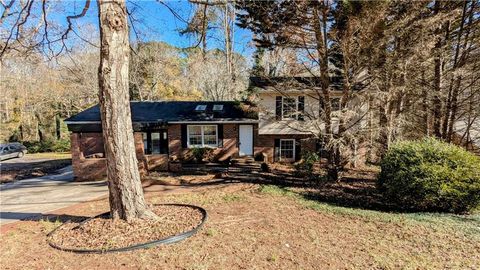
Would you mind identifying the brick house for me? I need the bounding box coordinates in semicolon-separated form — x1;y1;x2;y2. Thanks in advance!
65;101;260;180
65;77;358;180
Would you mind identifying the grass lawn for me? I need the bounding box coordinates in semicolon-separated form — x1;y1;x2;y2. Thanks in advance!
1;183;479;269
25;152;72;159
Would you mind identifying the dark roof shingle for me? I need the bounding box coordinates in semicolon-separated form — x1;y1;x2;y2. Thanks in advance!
65;101;258;123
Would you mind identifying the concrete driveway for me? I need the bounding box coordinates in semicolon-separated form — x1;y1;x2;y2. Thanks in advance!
0;166;107;225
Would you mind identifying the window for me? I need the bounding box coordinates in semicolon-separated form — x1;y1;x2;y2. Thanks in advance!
203;126;217;145
142;130;168;155
187;125;218;147
278;96;304;120
282;97;297;119
188;126;203;146
151;132;161;154
195;105;207;111
280;139;295;160
142;132;148;153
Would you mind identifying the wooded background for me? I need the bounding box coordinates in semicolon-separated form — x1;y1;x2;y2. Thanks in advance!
1;0;479;160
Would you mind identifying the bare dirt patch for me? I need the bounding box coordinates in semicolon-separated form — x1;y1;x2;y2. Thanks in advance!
48;204;204;250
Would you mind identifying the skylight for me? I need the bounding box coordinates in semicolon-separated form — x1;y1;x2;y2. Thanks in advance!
195;105;207;111
213;104;224;111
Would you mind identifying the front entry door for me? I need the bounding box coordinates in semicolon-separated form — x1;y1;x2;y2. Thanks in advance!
239;125;253;156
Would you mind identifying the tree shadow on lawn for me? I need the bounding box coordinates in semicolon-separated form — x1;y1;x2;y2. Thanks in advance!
296;179;400;212
222;169;405;213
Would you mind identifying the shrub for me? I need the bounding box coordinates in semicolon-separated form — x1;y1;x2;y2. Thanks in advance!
191;147;214;163
23;139;70;153
51;139;70;152
261;162;270;172
294;151;320;178
378;138;480;213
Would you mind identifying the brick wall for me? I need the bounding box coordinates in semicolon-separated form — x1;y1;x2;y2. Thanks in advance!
71;132;167;181
168;124;182;159
71;133;107;181
71;123;260;180
168;124;239;162
255;134;315;163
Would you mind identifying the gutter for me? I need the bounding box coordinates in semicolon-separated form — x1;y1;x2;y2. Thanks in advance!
64;121;101;125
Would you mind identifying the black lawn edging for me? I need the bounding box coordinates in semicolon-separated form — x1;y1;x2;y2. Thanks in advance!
46;203;208;254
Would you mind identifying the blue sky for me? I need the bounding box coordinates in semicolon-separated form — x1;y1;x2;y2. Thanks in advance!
46;0;254;58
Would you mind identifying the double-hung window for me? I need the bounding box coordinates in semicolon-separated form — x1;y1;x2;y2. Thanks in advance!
280;139;295;160
282;97;297;120
278;96;304;120
187;125;218;148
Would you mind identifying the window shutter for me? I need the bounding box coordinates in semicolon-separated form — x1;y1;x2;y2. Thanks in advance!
274;139;280;162
181;125;187;148
298;96;305;121
146;132;152;154
295;139;302;161
275;96;282;120
217;124;224;147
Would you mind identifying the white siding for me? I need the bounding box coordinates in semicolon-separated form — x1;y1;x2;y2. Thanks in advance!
257;91;367;135
258;92;323;135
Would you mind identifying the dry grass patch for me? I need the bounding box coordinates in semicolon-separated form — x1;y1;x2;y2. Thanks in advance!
0;183;479;269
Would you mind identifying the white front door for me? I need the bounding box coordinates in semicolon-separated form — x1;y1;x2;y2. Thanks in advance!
239;125;253;156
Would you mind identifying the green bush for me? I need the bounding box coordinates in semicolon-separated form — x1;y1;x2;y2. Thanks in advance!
23;139;70;153
51;139;71;152
378;138;480;213
191;147;213;163
294;151;320;178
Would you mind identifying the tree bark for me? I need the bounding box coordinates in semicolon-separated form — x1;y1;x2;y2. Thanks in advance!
432;0;443;138
97;0;154;221
313;5;339;180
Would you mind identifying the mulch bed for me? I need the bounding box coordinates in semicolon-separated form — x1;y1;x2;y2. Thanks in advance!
48;205;204;250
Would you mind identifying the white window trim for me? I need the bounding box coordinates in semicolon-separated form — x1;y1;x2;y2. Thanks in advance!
281;96;299;120
187;125;218;148
279;139;295;161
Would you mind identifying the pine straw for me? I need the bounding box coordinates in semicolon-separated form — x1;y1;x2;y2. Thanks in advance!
48;205;203;250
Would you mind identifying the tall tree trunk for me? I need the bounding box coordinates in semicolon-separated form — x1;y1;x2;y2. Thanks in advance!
55;114;61;140
421;70;429;136
446;77;461;142
432;0;443;138
313;5;338;180
97;0;154;221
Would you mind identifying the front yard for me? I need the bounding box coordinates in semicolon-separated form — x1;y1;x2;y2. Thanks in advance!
1;180;478;269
